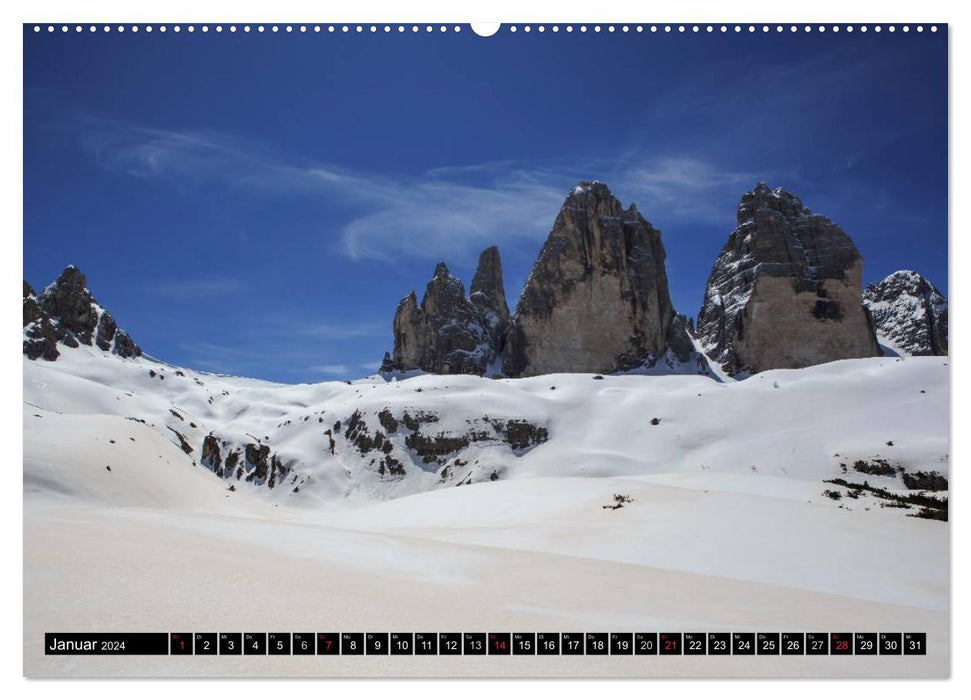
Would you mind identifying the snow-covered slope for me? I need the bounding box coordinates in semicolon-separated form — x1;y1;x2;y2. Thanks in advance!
24;345;949;511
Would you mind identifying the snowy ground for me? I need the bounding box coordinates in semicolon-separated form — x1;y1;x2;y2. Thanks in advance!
23;350;950;677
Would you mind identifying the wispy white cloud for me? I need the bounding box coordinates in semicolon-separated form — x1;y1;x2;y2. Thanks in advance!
250;314;386;341
339;177;564;262
177;340;252;361
615;158;758;223
295;321;386;340
78;117;758;262
176;337;375;380
307;363;353;376
143;276;244;299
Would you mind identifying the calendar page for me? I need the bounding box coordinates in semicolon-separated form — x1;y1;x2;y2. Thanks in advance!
22;17;948;679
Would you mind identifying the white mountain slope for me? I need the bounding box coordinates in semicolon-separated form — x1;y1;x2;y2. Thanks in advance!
24;345;948;507
23;345;949;678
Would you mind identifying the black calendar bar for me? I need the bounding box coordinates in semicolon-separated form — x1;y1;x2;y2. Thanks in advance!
45;633;168;655
44;632;928;655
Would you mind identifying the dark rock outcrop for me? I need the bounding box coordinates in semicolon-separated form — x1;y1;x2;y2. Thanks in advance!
665;314;696;364
391;248;509;375
332;408;548;480
901;470;948;491
201;434;224;476
696;183;880;375
200;434;290;488
24;280;73;361
863;270;947;356
502;182;676;376
168;427;193;455
23;265;142;361
492;419;549;450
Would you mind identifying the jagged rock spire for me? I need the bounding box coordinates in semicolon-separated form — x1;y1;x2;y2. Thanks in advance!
391;247;510;375
470;245;509;326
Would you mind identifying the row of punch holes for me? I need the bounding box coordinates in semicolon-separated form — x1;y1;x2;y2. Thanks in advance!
33;24;941;35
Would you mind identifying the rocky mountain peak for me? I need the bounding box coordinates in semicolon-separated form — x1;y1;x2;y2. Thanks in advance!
423;262;469;322
863;270;947;356
736;182;807;225
23;264;142;361
39;265;99;339
502;181;678;376
561;180;626;219
697;183;880;375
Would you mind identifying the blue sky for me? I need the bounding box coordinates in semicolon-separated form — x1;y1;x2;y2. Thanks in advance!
23;25;947;382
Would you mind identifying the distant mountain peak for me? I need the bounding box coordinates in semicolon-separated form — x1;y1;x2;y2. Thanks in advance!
23;264;142;361
864;270;947;356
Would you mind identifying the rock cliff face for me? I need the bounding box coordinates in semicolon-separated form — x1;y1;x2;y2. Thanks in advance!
502;182;677;377
23;265;142;361
696;183;880;375
863;270;948;356
391;248;509;375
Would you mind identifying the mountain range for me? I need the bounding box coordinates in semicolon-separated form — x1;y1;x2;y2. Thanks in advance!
23;180;948;504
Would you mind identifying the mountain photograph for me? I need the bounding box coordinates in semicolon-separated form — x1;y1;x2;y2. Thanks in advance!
22;22;948;679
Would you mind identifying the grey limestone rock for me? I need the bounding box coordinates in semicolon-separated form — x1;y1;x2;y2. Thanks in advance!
502;181;676;377
696;183;880;375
